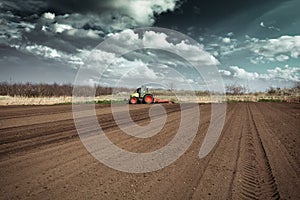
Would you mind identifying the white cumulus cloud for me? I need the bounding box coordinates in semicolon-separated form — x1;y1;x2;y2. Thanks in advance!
218;69;231;76
77;29;220;87
43;12;55;20
52;23;73;33
266;67;299;82
229;65;300;82
142;31;172;48
25;44;61;59
40;19;102;39
222;37;231;43
116;0;179;25
230;66;260;80
11;44;88;68
66;28;101;39
250;35;300;63
275;54;289;62
107;29;219;66
45;0;180;32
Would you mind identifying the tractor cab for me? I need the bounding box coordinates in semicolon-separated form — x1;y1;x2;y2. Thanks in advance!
135;85;148;98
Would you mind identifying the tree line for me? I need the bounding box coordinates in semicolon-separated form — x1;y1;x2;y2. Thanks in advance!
0;82;299;97
0;82;121;97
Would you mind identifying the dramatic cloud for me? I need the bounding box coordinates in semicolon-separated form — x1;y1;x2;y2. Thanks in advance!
210;34;300;68
77;29;220;88
1;0;180;30
42;21;102;39
0;10;35;44
267;66;299;82
10;44;89;67
0;0;182;56
249;35;300;63
47;0;180;27
67;28;224;90
1;0;299;91
229;65;299;82
108;29;219;66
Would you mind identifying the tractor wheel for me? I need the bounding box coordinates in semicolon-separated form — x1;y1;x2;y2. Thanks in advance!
129;97;138;104
143;94;154;104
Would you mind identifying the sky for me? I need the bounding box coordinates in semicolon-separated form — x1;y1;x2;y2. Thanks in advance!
0;0;299;91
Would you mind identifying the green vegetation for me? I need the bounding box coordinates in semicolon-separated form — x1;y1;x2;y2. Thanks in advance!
258;99;286;102
96;100;125;104
55;99;126;105
226;99;250;103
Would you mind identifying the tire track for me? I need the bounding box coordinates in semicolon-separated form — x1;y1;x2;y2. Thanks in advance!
249;103;300;199
233;103;280;199
254;103;299;168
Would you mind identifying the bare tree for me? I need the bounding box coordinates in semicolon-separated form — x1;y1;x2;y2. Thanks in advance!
0;82;125;97
167;81;176;91
226;83;246;95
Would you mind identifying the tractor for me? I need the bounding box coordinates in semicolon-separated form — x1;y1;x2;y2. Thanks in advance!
129;85;173;104
129;85;154;104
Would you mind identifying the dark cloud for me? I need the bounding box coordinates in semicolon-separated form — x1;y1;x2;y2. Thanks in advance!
2;0;180;29
47;0;179;24
47;0;114;14
0;0;299;90
155;0;287;31
1;0;47;17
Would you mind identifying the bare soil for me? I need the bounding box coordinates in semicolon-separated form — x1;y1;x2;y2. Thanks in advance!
0;103;299;199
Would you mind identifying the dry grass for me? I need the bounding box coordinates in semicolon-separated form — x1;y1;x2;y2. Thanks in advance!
1;94;299;105
1;82;299;105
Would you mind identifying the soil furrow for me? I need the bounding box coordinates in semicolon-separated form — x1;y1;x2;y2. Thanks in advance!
0;105;183;158
0;103;299;199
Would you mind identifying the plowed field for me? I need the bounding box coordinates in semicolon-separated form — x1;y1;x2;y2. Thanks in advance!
0;103;299;199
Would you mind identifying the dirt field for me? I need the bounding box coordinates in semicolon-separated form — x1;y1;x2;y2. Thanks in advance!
0;103;299;199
